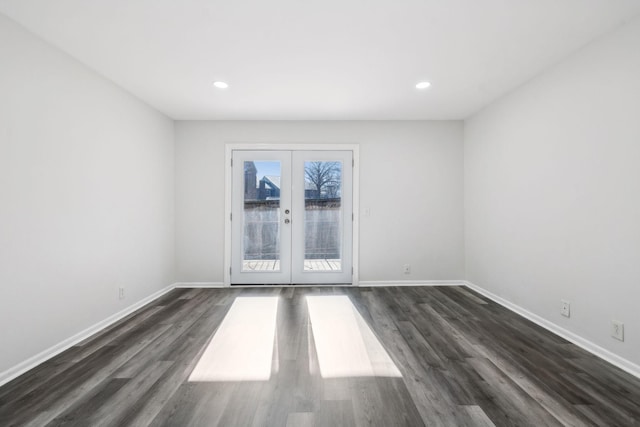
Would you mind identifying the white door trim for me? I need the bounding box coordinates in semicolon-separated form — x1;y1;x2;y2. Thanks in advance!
224;143;360;287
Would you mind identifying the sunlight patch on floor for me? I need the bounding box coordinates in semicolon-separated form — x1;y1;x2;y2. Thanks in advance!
306;295;402;378
189;297;279;382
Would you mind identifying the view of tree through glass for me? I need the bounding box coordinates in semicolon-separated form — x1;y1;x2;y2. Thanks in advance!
304;161;341;198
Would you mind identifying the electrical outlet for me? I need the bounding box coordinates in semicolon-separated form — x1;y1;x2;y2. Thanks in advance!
560;300;570;318
403;264;411;274
611;320;624;341
118;287;125;300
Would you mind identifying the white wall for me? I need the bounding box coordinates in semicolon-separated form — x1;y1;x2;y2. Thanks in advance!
0;15;175;376
465;17;640;367
175;121;464;283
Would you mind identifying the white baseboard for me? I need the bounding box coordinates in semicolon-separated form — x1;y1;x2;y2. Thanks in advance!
175;282;462;288
464;281;640;379
359;280;465;287
174;282;225;288
0;283;176;387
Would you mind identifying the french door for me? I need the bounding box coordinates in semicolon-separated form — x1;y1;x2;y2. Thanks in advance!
230;150;353;285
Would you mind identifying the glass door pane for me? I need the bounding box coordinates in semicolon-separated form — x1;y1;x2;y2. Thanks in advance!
304;161;342;272
242;161;281;272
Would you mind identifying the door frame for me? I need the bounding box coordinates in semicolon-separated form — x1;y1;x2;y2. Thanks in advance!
224;143;360;287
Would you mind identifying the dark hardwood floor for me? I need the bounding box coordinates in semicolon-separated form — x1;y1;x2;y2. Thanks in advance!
1;286;639;426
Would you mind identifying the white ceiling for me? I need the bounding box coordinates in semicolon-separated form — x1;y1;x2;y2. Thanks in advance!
1;0;639;120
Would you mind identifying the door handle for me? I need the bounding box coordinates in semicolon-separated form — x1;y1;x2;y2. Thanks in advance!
284;218;290;224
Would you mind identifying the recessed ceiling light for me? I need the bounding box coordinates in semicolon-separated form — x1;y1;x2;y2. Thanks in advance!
416;81;431;89
213;81;229;89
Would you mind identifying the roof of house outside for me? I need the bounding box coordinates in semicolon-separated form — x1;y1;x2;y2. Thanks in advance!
262;175;280;190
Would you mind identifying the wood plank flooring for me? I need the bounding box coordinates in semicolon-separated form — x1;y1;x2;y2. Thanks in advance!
1;286;639;426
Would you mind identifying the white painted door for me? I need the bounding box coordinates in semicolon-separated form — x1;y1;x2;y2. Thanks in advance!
231;150;352;285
